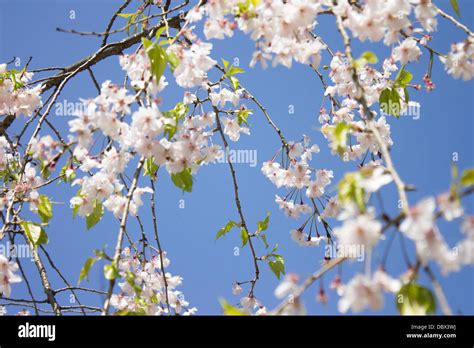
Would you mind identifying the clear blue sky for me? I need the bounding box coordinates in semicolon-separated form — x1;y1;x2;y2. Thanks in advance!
0;0;472;315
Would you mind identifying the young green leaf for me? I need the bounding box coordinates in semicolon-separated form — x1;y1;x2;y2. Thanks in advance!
141;37;167;83
117;13;136;18
338;172;366;212
236;108;252;126
21;221;49;247
354;51;378;69
104;263;120;280
216;220;239;240
38;195;53;224
171;168;193;193
379;88;401;117
450;0;461;17
257;212;270;232
268;254;285;280
323;122;351;156
226;66;245;76
78;257;97;284
240;228;249;247
460;168;474;187
394;66;413;88
86;200;104;230
219;298;246;315
259;234;269;249
396;283;436;315
230;76;240;91
155;26;167;39
165;51;180;72
125;271;142;295
222;58;230;70
144;157;159;179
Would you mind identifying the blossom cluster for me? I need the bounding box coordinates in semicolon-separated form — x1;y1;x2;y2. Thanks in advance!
109;248;196;315
338;0;437;44
0;135;44;214
0;63;42;117
441;36;474;81
336;270;401;313
188;0;326;69
68;50;224;218
261;136;332;221
400;196;473;275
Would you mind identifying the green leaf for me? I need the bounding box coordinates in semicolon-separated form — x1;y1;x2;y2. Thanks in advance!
171;168;193;193
323;122;351;156
163;102;188;140
72;202;80;218
394;66;413;88
94;248;108;259
150;293;159;304
164;123;178;140
59;164;75;183
144;157;159;179
78;257;97;284
450;0;461;17
219;299;247;316
21;221;49;247
257;212;270;232
379;89;391;112
460;168;474;187
403;87;410;103
222;58;230;70
9;70;24;90
125;271;142;295
354;51;378;69
116;308;147;316
230;76;240;91
165;51;180;72
379;88;401;117
104;263;120;280
86;200;103;230
361;51;378;64
236;108;252;126
37;195;53;224
119;12;139;35
117;13;136;18
451;163;459;180
155;26;166;39
268;255;285;280
226;66;245;76
240;228;248;247
39;159;51;179
397;283;436;315
260;234;269;249
141;37;167;83
338;172;366;212
216;220;239;240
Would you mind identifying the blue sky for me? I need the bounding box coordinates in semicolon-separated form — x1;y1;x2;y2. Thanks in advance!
0;0;473;315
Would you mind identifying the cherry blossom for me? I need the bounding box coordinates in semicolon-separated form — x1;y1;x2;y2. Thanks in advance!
337;270;401;313
392;38;422;65
333;211;382;250
441;37;474;81
0;255;22;297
